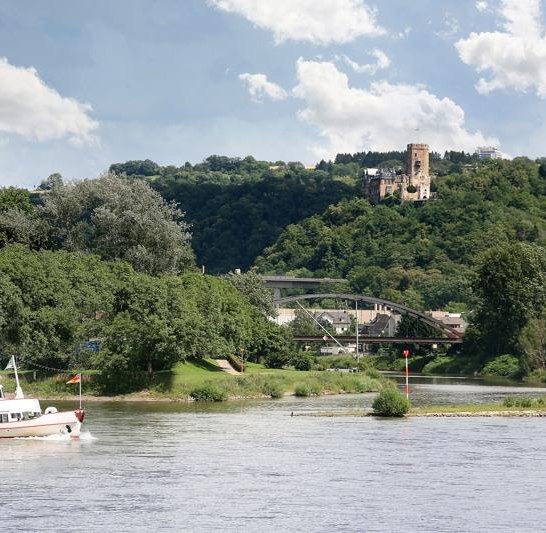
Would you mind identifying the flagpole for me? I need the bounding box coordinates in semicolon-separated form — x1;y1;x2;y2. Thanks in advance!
79;373;82;410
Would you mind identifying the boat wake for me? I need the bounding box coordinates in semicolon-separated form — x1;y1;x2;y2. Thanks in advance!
78;431;97;441
14;431;97;442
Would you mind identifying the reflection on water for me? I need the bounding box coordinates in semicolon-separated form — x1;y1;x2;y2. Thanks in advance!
2;376;546;532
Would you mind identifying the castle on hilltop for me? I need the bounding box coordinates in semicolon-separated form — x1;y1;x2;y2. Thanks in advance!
362;143;431;204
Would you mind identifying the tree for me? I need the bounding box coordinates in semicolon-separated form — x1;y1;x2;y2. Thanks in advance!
519;316;546;372
472;243;546;356
0;208;42;248
109;160;159;176
0;187;34;212
225;270;276;317
0;274;24;354
539;162;546;179
40;173;194;275
38;173;64;191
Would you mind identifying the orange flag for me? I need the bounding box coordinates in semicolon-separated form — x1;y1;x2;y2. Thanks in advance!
66;374;81;384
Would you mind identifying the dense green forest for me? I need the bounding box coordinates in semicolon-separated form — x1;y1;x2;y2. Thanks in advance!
108;151;481;273
256;158;546;312
112;156;359;272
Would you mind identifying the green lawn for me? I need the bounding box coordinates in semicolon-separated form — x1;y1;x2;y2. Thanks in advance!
165;359;386;400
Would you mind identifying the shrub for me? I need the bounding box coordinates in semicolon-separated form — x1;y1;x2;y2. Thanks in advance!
190;383;228;401
291;353;313;371
362;367;382;380
294;383;311;397
261;381;284;398
372;389;411;417
294;380;322;397
503;396;546;409
421;355;476;375
264;352;290;369
482;355;522;379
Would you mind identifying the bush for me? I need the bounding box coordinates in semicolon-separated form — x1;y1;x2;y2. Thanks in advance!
291;353;313;371
421;355;475;375
264;352;290;369
261;381;284;398
503;396;546;408
482;355;522;379
372;388;411;417
294;380;322;397
190;383;228;402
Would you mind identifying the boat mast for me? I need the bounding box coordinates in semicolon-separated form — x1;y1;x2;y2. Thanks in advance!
12;356;24;399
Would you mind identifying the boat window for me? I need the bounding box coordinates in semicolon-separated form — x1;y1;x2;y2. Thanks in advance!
10;413;22;420
0;413;8;423
22;412;36;420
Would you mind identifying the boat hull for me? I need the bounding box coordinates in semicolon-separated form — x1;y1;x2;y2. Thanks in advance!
0;411;82;439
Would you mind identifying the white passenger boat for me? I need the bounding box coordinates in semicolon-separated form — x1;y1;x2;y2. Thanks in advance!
0;359;85;439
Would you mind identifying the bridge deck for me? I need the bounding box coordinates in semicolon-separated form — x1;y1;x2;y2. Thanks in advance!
261;276;346;289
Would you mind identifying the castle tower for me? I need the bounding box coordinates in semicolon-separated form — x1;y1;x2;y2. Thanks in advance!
406;143;430;200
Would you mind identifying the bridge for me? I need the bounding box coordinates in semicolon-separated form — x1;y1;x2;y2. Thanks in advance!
261;275;465;345
292;336;462;345
276;293;463;340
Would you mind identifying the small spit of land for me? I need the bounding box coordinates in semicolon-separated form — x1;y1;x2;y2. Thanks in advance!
297;397;546;418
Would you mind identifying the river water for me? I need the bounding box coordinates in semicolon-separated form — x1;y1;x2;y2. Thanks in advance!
2;375;546;532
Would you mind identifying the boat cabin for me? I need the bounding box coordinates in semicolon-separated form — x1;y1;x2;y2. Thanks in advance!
0;386;42;424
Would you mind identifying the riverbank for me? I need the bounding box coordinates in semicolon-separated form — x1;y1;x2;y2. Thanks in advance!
0;360;390;402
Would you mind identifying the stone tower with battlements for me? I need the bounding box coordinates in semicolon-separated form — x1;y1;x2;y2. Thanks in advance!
405;143;430;201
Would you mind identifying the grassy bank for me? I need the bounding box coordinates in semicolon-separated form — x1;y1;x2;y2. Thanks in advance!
0;360;391;402
156;360;390;401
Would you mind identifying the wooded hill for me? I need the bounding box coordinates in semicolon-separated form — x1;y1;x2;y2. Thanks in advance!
109;153;546;314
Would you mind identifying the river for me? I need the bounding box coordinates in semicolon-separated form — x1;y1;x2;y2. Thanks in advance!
2;375;546;532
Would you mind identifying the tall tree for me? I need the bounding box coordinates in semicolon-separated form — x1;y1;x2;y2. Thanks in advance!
473;243;546;356
40;173;194;275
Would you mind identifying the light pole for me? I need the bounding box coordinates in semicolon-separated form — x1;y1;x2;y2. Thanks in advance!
355;301;360;365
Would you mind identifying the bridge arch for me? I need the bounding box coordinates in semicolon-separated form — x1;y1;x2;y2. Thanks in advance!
276;293;462;339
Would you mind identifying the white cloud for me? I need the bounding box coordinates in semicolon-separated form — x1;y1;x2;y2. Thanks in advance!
476;1;488;12
238;73;288;102
0;57;98;145
456;0;546;97
338;49;391;75
208;0;384;45
292;59;497;157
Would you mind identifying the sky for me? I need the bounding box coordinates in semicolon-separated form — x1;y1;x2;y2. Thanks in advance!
0;0;546;187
